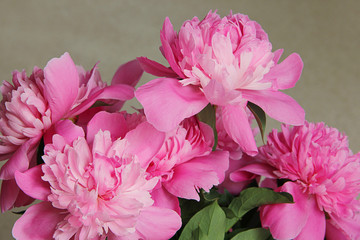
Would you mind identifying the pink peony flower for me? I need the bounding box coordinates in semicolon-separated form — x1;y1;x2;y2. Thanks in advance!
13;120;181;240
86;111;229;214
257;122;360;239
0;52;142;212
143;116;229;213
135;10;305;156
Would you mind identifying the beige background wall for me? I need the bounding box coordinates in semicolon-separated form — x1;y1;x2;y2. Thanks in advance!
0;0;359;238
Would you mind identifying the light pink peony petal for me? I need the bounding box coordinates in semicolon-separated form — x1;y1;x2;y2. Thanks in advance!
44;52;79;122
66;83;135;117
12;202;64;240
137;57;178;78
124;121;165;168
260;181;312;240
151;187;181;215
242;89;305;126
135;78;208;132
135;206;181;240
0;138;39;180
265;53;303;90
164;150;229;200
43;120;84;145
160;18;185;78
87;111;127;144
14;165;50;201
220;105;258;156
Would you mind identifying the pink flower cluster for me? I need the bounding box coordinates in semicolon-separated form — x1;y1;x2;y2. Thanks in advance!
1;10;359;240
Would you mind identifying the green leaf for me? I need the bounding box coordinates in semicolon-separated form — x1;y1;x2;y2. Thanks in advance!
179;201;226;240
247;101;266;143
202;188;234;207
197;104;218;151
226;187;293;231
231;228;270;240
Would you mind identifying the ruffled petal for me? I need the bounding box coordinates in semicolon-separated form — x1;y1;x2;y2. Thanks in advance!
242;89;305;126
135;78;208;132
151;187;181;215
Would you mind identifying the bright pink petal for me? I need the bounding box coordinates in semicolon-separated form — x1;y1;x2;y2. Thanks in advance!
151;187;181;215
242;90;305;126
124;122;166;168
220;105;258;156
111;59;144;87
294;197;325;240
67;83;135;117
160;18;185;78
135;78;208;132
14;165;50;201
260;181;312;240
44;120;84;145
266;53;303;90
137;57;178;77
12;202;64;240
44;52;79;122
0;138;39;180
164;150;229;200
135;206;181;240
87;111;127;144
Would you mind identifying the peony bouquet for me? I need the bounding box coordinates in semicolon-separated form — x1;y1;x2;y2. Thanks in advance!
1;10;359;240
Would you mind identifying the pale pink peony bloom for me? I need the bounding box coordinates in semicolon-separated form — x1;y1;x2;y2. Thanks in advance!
0;53;142;212
136;10;305;156
13;120;181;240
256;122;360;239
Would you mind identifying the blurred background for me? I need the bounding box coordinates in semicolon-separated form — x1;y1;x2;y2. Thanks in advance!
0;0;359;238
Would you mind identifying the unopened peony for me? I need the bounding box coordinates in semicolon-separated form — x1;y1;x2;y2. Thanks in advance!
257;122;360;239
13;120;181;240
136;10;305;156
0;53;142;211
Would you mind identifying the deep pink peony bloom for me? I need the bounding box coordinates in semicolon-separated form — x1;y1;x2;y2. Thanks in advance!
13;120;181;240
257;122;360;239
0;53;142;211
136;10;305;156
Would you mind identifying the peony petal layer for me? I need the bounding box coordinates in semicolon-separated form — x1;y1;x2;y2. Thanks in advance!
111;59;144;87
44;120;84;145
135;78;208;132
